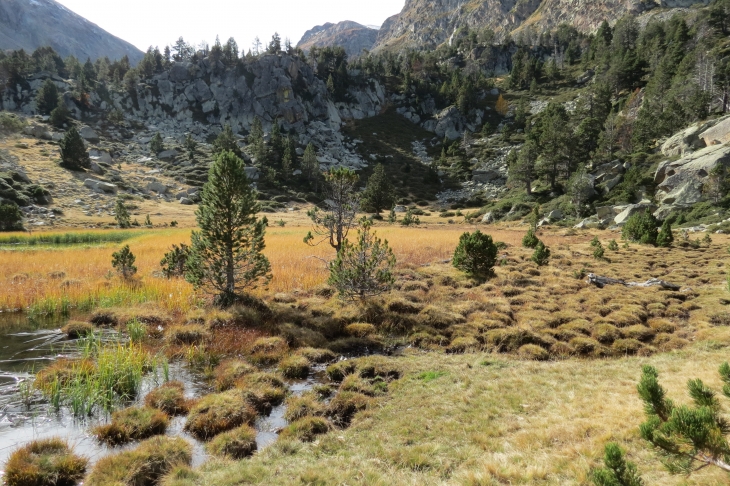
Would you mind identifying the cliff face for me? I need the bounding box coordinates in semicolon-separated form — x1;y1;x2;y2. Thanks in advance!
297;21;379;58
373;0;710;51
0;0;143;63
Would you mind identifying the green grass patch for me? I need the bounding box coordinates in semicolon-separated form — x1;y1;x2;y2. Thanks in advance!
417;371;447;382
0;231;141;248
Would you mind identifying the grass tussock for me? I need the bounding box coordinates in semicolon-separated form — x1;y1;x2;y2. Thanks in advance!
3;438;87;486
278;355;311;379
60;321;94;339
184;390;257;440
85;436;191;486
92;406;169;446
205;425;258;459
279;416;331;442
145;381;192;415
213;359;256;391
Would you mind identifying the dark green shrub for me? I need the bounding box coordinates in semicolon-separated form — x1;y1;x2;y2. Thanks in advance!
522;229;539;248
622;210;659;245
160;244;190;279
112;245;137;279
656;220;673;248
452;230;498;279
0;201;23;231
59;127;90;171
590;442;643;486
531;241;551;266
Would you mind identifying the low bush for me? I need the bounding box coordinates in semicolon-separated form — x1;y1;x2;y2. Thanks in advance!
4;438;87;486
205;425;257;459
622;210;659;245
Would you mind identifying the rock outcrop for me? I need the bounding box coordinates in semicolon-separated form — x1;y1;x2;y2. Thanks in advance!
297;21;378;58
373;0;709;52
0;0;143;63
654;144;730;217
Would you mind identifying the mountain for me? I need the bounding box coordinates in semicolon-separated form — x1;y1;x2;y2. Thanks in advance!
0;0;143;63
373;0;710;52
297;21;378;58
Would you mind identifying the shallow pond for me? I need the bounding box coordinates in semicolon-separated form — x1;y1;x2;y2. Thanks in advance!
0;313;325;470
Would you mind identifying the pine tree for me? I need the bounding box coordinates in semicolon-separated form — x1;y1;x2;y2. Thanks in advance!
114;198;131;228
184;134;197;161
160;244;190;279
531;241;551;266
622;210;659;246
304;168;359;254
149;133;164;155
328;218;396;300
591;443;644;486
212;124;242;159
0;202;23;232
36;79;59;115
361;164;395;214
656;220;674;248
281;137;294;178
301;143;320;189
111;245;137;279
185;151;271;306
59;127;90;170
638;364;730;474
509;141;538;195
50;103;69;128
453;230;499;280
522;229;539;248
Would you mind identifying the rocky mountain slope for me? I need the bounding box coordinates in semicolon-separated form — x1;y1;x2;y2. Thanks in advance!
373;0;710;51
0;0;143;62
297;21;378;58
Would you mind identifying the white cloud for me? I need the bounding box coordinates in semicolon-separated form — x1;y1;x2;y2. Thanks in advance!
54;0;405;52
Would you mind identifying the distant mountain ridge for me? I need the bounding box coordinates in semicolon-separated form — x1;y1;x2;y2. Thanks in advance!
297;21;378;58
372;0;711;52
0;0;143;62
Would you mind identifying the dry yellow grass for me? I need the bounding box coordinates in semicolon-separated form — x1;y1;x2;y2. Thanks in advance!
0;224;488;314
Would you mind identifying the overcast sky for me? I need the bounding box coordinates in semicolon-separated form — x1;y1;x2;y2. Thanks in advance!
55;0;405;53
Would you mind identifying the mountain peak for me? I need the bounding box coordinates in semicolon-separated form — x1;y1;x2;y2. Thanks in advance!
297;21;379;58
0;0;143;62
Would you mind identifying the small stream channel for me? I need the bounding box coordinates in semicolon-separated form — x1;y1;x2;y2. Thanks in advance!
0;313;326;469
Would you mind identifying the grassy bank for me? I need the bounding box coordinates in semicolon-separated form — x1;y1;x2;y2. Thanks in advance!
174;346;730;485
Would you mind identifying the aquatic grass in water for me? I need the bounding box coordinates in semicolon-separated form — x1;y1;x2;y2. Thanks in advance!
127;319;146;343
34;340;150;417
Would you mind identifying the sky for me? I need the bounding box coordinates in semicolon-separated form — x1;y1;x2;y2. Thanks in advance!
54;0;406;53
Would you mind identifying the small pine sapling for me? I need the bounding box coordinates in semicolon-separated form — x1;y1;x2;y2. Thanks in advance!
656;220;674;248
400;209;420;227
531;241;550;266
160;244;190;279
591;442;643;486
637;364;730;475
608;239;619;251
593;241;605;260
114;198;131;229
328;218;396;300
112;245;137;279
522;228;539;248
452;230;499;280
